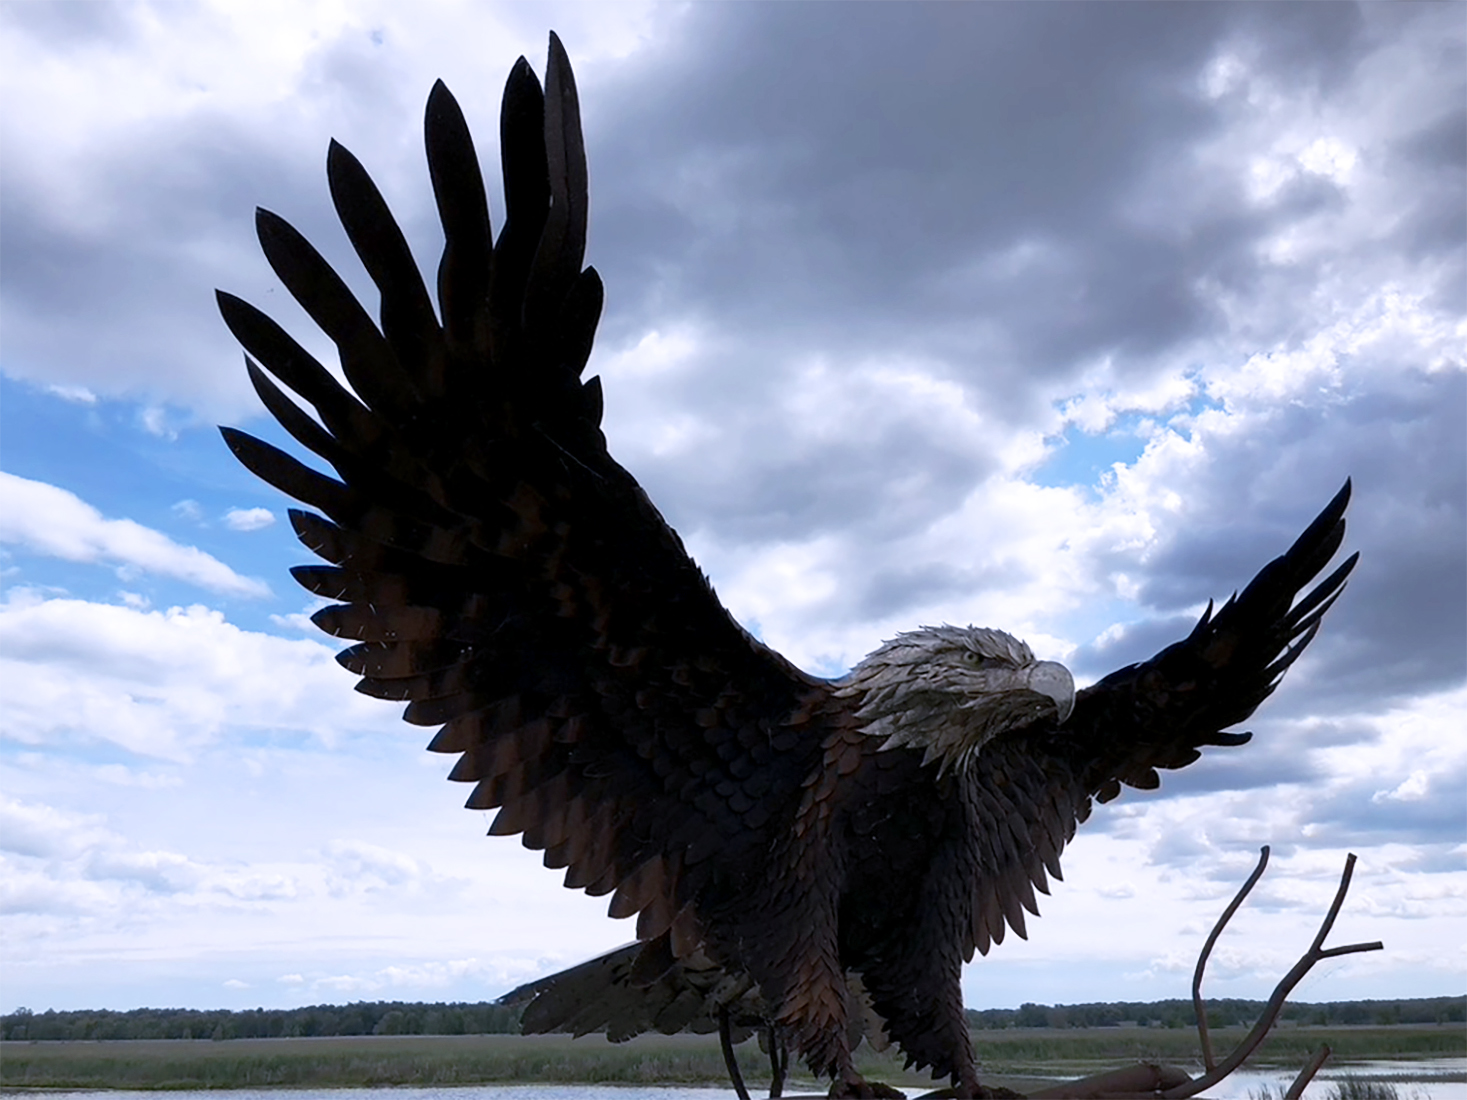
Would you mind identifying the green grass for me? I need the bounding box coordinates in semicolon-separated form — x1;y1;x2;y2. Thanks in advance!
1;1025;1460;1091
0;1033;914;1092
970;1024;1464;1075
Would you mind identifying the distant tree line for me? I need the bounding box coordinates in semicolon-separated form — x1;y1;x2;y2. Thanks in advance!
963;996;1465;1030
1;995;1460;1042
0;1001;523;1041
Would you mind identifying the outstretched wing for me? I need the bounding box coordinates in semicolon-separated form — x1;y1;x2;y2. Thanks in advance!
1068;478;1358;799
951;484;1357;960
218;35;822;948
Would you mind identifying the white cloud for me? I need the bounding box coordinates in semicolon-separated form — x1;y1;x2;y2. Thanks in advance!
0;592;393;760
138;406;177;440
223;506;275;532
0;798;111;861
304;956;546;997
1373;771;1430;804
0;796;205;912
45;383;97;405
0;473;269;598
324;839;435;895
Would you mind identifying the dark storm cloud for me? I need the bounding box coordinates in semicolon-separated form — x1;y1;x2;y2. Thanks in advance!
582;3;1438;385
3;2;1462;690
588;3;1237;374
855;561;1027;626
1391;105;1467;281
2;114;289;413
568;4;1467;700
2;0;138;47
1304;768;1467;850
0;10;427;419
1128;366;1467;710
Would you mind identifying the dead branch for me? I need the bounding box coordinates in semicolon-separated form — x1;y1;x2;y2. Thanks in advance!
1028;1061;1193;1098
1284;1044;1332;1100
1160;852;1383;1098
1018;851;1381;1100
1193;845;1271;1071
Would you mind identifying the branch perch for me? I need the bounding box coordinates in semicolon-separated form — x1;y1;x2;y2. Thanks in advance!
1285;1044;1332;1100
1194;845;1271;1071
1025;850;1381;1100
1161;852;1382;1098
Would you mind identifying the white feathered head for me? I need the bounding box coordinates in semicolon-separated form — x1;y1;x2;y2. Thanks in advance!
835;625;1075;776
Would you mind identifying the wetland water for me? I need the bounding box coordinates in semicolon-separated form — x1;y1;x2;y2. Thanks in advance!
8;1066;1467;1100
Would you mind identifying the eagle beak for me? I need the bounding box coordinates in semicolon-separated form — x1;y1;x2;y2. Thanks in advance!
1029;660;1076;725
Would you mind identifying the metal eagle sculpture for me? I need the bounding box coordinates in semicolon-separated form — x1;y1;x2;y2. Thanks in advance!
219;35;1357;1100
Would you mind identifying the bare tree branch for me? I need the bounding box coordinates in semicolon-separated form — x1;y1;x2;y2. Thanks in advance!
1285;1044;1333;1100
1194;845;1271;1071
1160;852;1383;1099
1028;1061;1191;1098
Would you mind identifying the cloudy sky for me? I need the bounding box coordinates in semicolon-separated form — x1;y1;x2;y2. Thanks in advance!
2;2;1463;1017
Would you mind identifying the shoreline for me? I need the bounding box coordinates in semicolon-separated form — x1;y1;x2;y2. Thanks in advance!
2;1026;1462;1093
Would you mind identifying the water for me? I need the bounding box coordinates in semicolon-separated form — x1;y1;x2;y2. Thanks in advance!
11;1068;1466;1100
1201;1060;1467;1100
0;1091;739;1100
1019;1059;1467;1100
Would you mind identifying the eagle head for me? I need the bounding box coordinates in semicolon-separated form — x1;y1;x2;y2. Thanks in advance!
835;625;1075;776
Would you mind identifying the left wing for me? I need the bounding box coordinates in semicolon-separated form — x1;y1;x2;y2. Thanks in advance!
216;36;826;955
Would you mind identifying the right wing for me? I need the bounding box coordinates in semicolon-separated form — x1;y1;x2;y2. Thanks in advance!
951;483;1356;962
217;35;822;950
1066;479;1357;801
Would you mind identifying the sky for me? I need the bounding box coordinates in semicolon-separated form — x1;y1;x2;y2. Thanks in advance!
1;1;1463;1017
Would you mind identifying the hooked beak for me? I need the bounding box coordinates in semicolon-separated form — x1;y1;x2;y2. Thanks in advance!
1028;660;1076;724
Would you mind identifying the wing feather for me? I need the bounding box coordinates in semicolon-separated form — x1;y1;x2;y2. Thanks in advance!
218;42;821;949
218;292;378;445
424;80;493;355
1068;481;1357;793
326;139;445;396
255;209;421;419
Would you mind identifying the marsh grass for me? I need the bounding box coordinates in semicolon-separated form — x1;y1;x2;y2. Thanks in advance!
0;1033;924;1092
1;1025;1460;1091
967;1026;1463;1080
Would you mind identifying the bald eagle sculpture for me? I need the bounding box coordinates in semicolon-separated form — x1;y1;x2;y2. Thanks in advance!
219;34;1357;1100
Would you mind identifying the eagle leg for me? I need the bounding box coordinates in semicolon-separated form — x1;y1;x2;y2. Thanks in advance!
769;1022;789;1098
719;1005;752;1100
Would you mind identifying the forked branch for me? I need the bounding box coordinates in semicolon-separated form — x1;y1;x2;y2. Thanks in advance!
1194;845;1271;1071
1161;852;1383;1099
1285;1044;1332;1100
1024;850;1381;1100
